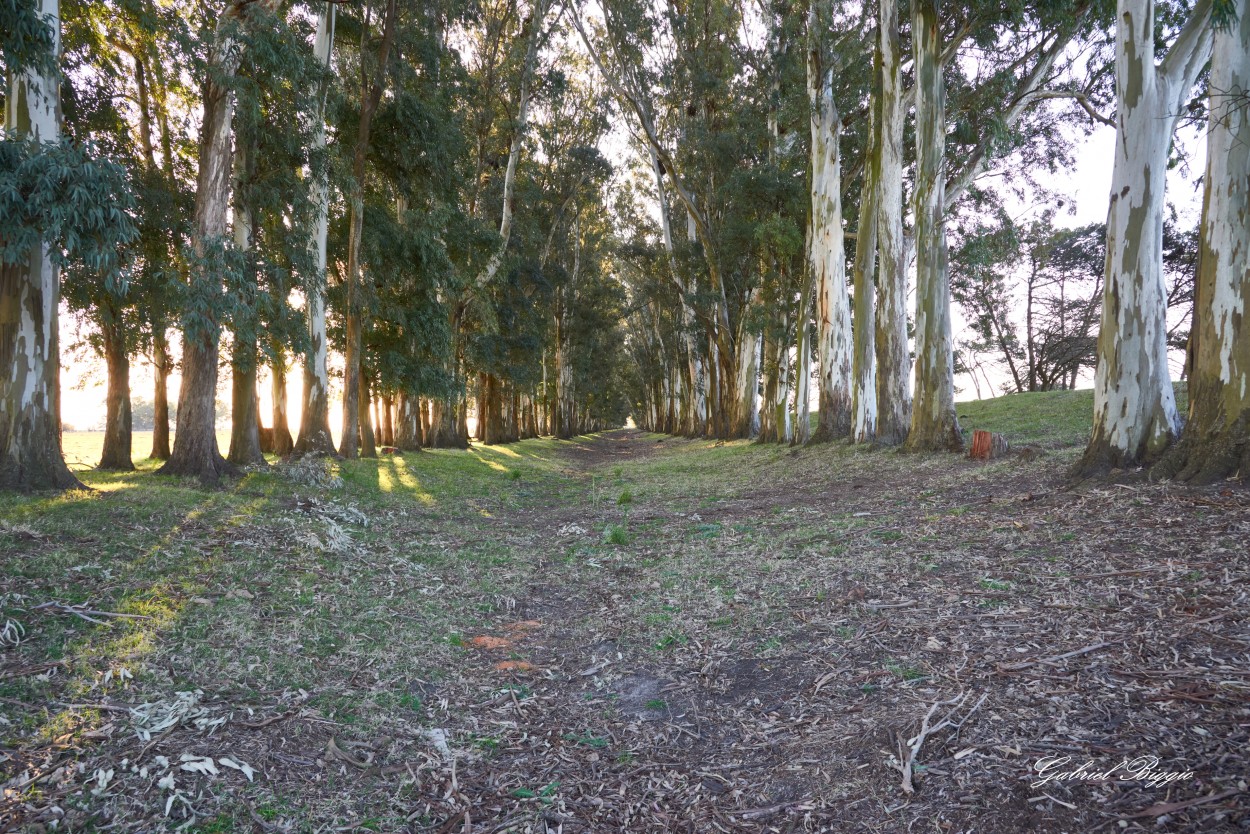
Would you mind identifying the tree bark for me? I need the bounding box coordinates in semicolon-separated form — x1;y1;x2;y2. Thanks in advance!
0;0;83;491
1076;0;1212;475
904;0;963;453
874;0;911;446
395;392;422;451
227;129;265;467
270;350;294;455
734;309;761;439
808;23;853;443
357;373;377;457
380;393;394;446
150;327;171;459
295;1;337;457
227;350;264;465
1154;0;1249;483
851;33;881;444
98;308;134;471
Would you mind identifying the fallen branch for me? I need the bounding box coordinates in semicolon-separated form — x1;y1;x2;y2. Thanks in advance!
33;601;152;626
896;692;988;795
736;800;813;820
242;710;294;729
998;640;1118;672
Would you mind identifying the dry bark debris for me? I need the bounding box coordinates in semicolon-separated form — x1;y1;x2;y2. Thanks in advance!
1;430;1247;833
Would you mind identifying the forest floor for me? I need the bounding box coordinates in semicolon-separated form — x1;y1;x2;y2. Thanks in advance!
2;392;1248;833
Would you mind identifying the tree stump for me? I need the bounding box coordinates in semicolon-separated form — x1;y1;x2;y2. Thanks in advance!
969;430;1009;460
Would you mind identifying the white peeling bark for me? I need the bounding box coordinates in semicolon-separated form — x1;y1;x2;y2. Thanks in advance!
904;0;962;453
687;208;708;436
648;145;702;438
794;258;812;445
476;0;551;289
296;1;336;456
1078;0;1212;474
0;0;80;491
874;0;910;447
735;318;761;439
807;35;853;442
851;54;880;445
1155;0;1249;483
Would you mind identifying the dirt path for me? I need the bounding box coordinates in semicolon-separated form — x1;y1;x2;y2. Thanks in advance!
2;432;1246;833
410;433;1250;833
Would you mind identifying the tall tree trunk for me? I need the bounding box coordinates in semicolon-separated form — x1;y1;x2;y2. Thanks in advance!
794;258;813;445
395;393;422;451
160;2;275;481
150;328;171;459
904;0;962;453
874;0;910;446
340;0;398;460
98;308;134;471
646;146;701;439
808;28;853;443
735;308;761;439
850;37;881;443
1155;1;1247;483
270;350;294;455
358;373;377;457
340;208;364;460
0;0;82;491
227;134;264;467
380;393;394;446
295;1;337;456
476;0;552;289
1076;0;1211;475
227;352;263;465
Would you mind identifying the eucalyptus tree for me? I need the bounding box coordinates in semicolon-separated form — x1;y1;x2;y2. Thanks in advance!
158;0;283;481
339;0;400;460
840;0;1106;448
294;0;338;456
361;4;468;451
1156;0;1249;483
225;18;321;465
529;61;613;439
903;0;963;451
1;0;136;490
872;0;909;445
57;0;191;471
424;0;554;448
806;0;857;442
1077;0;1213;475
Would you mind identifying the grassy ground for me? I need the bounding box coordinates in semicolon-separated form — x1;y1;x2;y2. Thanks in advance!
2;389;1246;833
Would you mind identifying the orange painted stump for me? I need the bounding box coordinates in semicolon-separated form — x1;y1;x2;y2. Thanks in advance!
969;430;1009;460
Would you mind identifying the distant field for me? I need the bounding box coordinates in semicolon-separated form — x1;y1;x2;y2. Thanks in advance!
60;431;233;471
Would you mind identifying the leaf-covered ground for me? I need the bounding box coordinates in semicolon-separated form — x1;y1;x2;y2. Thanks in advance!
2;398;1247;833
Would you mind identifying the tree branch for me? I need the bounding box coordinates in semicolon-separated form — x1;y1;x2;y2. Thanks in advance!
1031;89;1115;127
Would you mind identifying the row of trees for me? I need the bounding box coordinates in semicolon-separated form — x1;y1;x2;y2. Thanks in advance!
2;0;1248;490
2;0;633;490
613;0;1248;483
